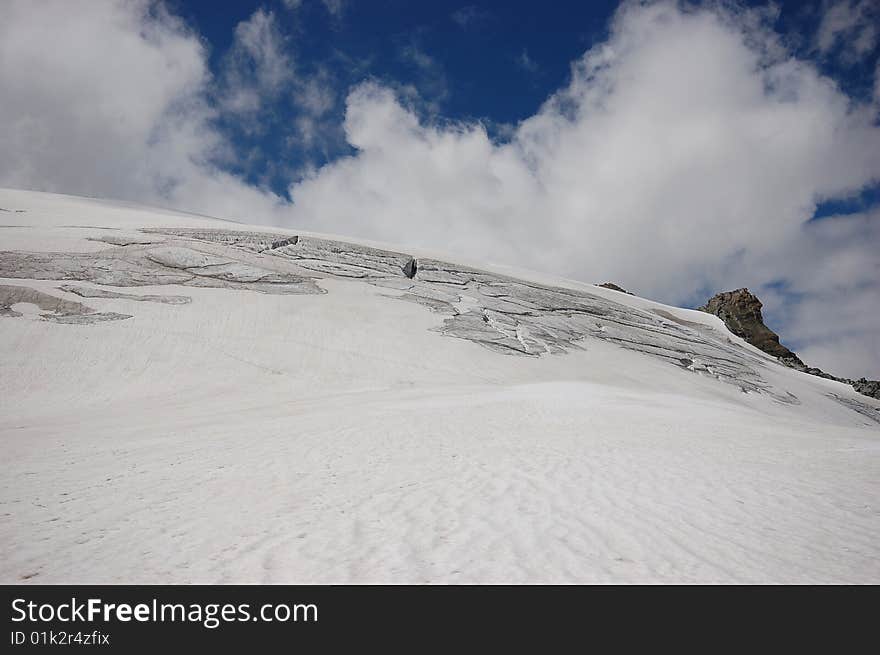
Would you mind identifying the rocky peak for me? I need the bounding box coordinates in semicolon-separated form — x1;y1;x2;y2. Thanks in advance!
596;282;633;295
698;288;879;400
853;378;880;399
697;288;804;366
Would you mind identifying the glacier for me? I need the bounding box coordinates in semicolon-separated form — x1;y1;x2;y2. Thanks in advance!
1;187;878;583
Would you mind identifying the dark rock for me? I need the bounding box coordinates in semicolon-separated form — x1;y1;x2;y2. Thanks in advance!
778;355;807;371
853;378;880;400
699;287;879;402
596;282;633;295
697;288;804;366
402;258;418;279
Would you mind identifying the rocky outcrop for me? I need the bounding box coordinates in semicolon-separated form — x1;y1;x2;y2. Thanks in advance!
596;282;633;295
697;289;804;365
699;288;879;401
853;378;880;400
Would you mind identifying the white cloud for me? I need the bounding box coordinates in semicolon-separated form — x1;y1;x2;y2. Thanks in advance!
0;0;877;378
296;75;336;116
816;0;879;63
220;8;294;117
744;209;879;376
321;0;345;19
289;68;343;159
451;5;490;30
286;1;880;377
0;0;284;218
399;43;450;107
517;49;540;74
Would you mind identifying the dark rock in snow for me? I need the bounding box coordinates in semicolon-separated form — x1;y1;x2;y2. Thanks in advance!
699;287;879;402
698;288;804;365
597;282;633;295
853;378;880;400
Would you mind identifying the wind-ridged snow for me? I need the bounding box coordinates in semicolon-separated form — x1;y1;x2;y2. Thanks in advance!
1;188;878;583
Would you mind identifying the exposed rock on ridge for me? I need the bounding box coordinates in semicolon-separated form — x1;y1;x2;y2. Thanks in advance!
596;282;634;295
699;288;879;400
697;289;804;366
853;378;880;399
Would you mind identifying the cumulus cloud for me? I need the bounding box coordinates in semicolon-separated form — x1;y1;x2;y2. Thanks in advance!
0;0;877;377
0;0;285;217
286;1;880;376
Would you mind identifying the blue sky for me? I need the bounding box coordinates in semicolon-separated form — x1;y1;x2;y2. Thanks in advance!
166;0;880;205
175;0;624;195
1;0;878;377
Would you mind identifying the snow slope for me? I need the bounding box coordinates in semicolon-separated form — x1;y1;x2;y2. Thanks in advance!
1;188;878;583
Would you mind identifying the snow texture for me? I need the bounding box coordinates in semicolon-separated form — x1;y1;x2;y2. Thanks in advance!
1;188;878;583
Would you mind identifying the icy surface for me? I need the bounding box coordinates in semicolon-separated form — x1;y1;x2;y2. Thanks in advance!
0;243;321;294
1;188;878;583
58;284;191;305
0;284;131;324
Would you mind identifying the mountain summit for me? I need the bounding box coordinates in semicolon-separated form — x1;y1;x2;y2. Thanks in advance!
697;288;803;366
699;288;879;400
